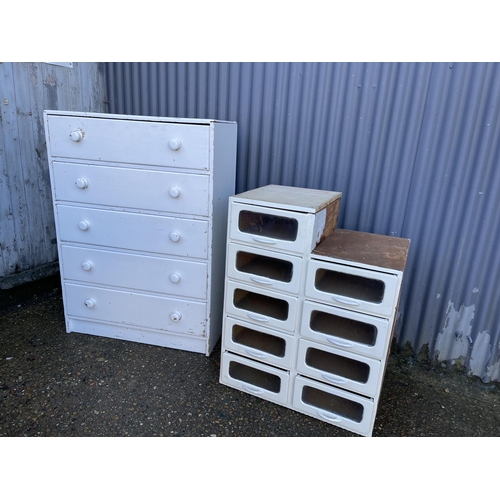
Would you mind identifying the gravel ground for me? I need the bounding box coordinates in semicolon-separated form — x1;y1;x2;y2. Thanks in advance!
1;273;499;438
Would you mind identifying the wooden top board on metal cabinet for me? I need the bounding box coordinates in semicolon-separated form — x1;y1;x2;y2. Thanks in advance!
312;228;411;272
231;185;342;213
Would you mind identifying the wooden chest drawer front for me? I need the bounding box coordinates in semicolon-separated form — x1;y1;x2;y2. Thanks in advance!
229;202;312;255
61;245;208;300
223;317;295;369
46;116;210;169
57;206;209;259
220;351;289;405
296;339;382;398
53;162;210;216
226;243;303;295
292;375;375;437
65;283;207;336
224;281;298;333
300;300;390;359
305;259;399;318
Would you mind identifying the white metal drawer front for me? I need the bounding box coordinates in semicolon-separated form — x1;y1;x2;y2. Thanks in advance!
226;243;303;295
60;245;208;300
296;339;382;398
57;205;209;259
223;317;294;369
64;283;207;336
229;202;312;255
292;375;375;437
53;162;210;216
46;116;210;169
305;259;399;317
220;351;289;406
224;281;298;333
300;300;390;359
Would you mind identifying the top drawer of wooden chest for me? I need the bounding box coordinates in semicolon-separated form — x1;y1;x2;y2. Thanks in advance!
45;115;210;170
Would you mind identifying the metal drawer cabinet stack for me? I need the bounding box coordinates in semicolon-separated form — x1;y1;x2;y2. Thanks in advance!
219;185;343;418
220;186;410;437
44;111;237;355
295;229;410;436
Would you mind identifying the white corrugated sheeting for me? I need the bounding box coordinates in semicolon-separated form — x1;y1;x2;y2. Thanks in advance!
105;62;500;381
0;62;107;289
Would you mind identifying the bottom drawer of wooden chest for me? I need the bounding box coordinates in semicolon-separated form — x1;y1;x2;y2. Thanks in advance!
292;375;375;436
64;283;207;336
220;351;289;405
66;317;209;354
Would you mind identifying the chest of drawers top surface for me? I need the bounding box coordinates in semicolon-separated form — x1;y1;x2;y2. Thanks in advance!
45;110;234;124
312;229;410;272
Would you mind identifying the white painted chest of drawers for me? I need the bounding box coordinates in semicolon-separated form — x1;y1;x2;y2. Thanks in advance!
44;111;237;355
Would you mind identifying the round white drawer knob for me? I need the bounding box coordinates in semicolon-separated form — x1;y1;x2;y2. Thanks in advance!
75;177;89;189
84;298;96;308
169;231;181;242
169;138;182;151
169;273;181;284
81;261;93;271
169;186;181;198
78;220;90;231
70;130;84;142
170;311;182;322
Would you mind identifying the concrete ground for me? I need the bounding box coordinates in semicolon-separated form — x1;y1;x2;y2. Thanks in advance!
1;273;499;438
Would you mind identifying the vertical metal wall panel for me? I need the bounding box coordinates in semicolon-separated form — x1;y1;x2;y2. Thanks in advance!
105;61;500;381
400;63;500;381
0;62;107;289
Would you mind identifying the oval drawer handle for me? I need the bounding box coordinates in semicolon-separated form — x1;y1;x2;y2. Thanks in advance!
332;296;361;307
317;410;342;423
169;138;182;151
241;383;264;395
322;373;348;385
245;348;268;359
81;261;93;272
70;129;84;142
78;220;90;231
84;298;96;309
252;236;277;245
246;312;270;322
169;231;181;242
250;276;274;285
326;337;354;349
169;186;181;198
75;177;89;189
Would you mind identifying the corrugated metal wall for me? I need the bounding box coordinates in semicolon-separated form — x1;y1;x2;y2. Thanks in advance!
0;62;107;289
105;62;500;382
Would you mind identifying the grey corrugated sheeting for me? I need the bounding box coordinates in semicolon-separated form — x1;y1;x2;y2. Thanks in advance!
105;62;500;382
0;62;107;289
401;63;500;382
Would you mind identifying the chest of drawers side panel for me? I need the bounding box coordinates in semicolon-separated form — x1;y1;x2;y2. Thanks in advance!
44;112;71;336
207;122;238;354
